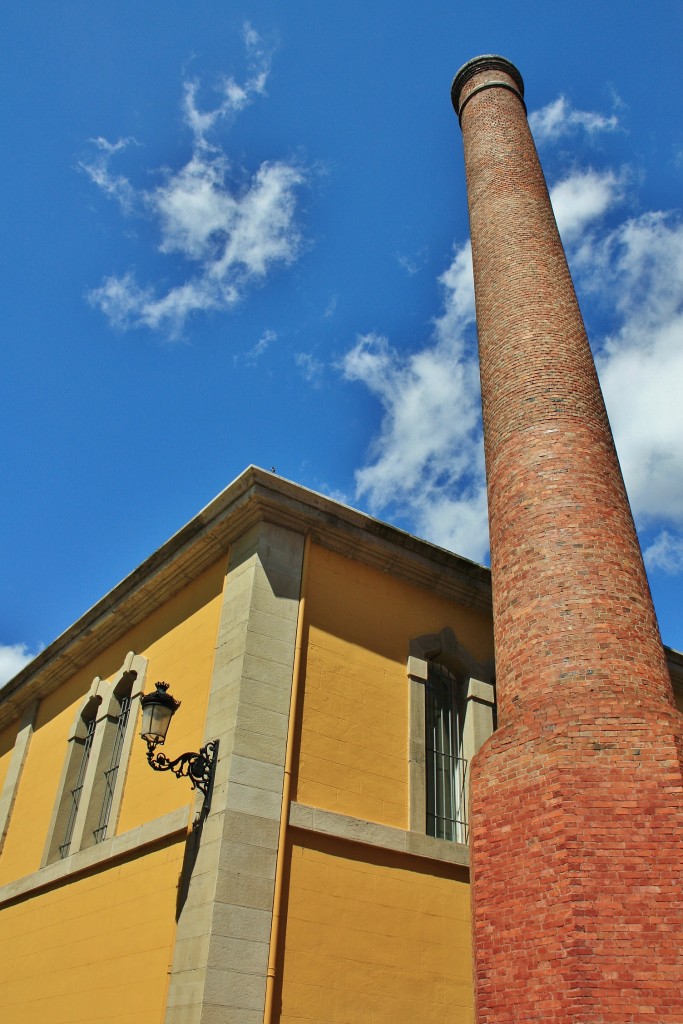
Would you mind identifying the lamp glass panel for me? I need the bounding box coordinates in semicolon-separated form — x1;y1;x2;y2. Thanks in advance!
140;701;174;744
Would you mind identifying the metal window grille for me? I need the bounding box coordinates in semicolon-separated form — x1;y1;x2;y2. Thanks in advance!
59;716;97;859
93;694;131;843
425;662;468;843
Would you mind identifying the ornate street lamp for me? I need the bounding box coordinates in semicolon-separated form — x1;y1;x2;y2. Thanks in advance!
139;682;218;827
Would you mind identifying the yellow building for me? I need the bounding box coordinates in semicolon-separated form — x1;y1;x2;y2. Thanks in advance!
1;467;681;1023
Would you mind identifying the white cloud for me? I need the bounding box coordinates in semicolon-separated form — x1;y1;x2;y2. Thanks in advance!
182;23;269;148
550;168;623;241
343;129;683;574
529;95;619;143
644;531;683;575
433;241;475;333
0;642;39;687
244;328;277;364
435;157;683;573
397;247;428;276
322;295;338;319
295;351;325;387
342;242;489;562
89;272;158;331
590;212;683;531
79;136;138;213
82;25;305;338
545;166;683;572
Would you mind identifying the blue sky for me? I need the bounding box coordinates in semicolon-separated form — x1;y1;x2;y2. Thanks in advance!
2;1;683;683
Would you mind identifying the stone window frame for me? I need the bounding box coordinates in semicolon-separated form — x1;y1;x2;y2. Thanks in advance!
0;701;39;856
424;659;468;843
57;699;99;860
408;627;495;840
42;652;147;865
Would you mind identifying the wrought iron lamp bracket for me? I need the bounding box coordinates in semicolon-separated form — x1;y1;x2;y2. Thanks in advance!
146;739;219;827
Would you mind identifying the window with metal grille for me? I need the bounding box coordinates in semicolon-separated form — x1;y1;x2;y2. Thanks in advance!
425;662;468;843
93;691;132;843
59;715;97;859
43;656;145;868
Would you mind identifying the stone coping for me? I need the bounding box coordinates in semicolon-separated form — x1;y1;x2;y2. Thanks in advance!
0;805;189;907
0;467;493;728
289;801;470;868
2;464;679;729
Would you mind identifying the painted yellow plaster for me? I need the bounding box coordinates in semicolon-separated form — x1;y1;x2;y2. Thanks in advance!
295;542;493;827
275;830;474;1024
116;556;228;835
0;557;227;886
0;837;184;1024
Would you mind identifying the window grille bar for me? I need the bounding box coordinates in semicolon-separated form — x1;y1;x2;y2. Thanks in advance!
425;664;468;843
93;694;131;843
59;717;96;859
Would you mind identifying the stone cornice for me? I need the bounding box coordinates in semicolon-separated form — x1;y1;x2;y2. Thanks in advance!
451;54;525;116
3;467;679;728
0;467;493;727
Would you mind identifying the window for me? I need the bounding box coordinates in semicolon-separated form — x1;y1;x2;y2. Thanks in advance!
93;680;133;843
408;627;495;844
43;653;147;865
425;662;467;843
58;704;99;859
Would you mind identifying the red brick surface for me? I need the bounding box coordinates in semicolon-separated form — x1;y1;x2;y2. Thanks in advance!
453;57;683;1023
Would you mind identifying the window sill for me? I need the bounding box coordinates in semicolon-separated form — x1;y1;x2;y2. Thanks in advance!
289;801;469;868
0;805;190;908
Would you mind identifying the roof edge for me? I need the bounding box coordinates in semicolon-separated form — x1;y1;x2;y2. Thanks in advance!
0;467;493;724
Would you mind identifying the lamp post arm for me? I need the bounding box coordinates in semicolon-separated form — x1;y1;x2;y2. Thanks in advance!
146;739;219;802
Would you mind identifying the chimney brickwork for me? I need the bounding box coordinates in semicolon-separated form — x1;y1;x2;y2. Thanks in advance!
452;56;683;1023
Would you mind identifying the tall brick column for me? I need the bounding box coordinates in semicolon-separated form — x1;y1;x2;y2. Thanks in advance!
452;55;683;1023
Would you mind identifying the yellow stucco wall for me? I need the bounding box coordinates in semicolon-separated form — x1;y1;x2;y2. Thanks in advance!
275;830;474;1024
294;542;493;828
0;556;227;886
115;557;228;835
0;836;184;1024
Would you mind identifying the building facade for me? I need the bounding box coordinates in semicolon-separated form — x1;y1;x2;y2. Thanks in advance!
0;468;681;1023
0;468;489;1022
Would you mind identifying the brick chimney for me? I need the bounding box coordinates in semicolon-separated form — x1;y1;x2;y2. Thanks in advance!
451;55;683;1022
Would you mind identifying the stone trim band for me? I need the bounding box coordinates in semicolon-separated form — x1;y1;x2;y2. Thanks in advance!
455;80;527;124
451;54;524;111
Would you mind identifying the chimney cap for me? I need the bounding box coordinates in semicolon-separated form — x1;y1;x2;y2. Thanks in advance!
451;55;524;115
